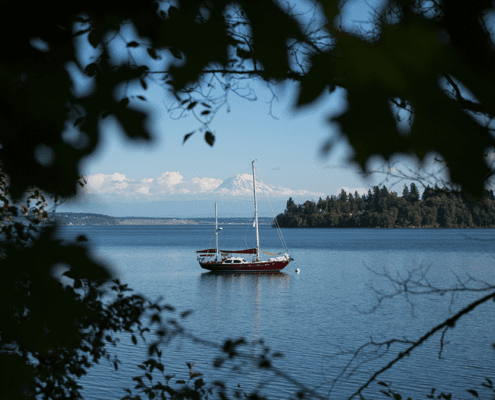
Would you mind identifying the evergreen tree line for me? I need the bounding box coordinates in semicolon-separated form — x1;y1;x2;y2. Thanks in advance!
275;183;495;228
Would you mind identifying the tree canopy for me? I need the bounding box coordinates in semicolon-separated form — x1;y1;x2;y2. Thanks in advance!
3;0;495;199
276;184;495;228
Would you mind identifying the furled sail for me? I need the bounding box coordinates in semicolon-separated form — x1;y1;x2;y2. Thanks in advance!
220;248;257;254
261;249;283;256
196;248;257;254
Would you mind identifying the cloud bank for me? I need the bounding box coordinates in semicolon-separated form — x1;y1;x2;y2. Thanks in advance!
82;172;324;203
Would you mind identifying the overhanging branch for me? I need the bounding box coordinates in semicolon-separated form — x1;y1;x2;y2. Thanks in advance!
349;290;495;399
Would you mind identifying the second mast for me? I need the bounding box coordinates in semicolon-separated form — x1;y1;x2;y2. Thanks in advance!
252;160;260;261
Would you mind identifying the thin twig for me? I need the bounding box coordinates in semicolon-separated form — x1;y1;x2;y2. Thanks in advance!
348;291;495;399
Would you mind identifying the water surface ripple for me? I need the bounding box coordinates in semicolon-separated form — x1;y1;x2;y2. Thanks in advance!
57;227;495;399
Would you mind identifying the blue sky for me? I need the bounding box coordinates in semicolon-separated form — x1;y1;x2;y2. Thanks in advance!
81;81;372;193
63;0;451;216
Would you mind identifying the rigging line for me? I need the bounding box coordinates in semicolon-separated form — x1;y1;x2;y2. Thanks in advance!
254;167;290;254
272;208;289;253
208;231;215;252
243;222;250;250
255;167;286;251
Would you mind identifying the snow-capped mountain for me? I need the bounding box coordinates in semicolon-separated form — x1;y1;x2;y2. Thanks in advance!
63;170;326;216
214;173;279;196
78;171;323;201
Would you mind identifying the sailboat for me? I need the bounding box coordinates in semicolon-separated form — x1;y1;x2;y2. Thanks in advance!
196;161;293;272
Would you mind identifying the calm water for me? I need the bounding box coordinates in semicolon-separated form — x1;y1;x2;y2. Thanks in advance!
57;226;495;399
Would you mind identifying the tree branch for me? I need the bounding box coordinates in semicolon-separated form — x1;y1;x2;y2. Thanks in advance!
349;290;495;399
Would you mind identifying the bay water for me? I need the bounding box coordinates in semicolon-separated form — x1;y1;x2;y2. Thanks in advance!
57;226;495;399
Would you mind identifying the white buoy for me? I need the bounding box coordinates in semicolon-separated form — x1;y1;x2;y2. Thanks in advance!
295;268;300;273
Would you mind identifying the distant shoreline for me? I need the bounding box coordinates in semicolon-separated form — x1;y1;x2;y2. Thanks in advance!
47;212;273;226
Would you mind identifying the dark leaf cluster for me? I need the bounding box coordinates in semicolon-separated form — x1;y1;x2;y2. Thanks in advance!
2;0;495;200
2;0;495;399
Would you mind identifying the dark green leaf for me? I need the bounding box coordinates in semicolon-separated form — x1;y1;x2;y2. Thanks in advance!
378;382;389;387
132;335;137;345
168;5;178;17
147;48;158;59
170;48;182;59
187;101;198;110
84;63;98;77
236;47;252;59
88;27;103;48
63;270;74;278
73;29;90;37
74;117;85;127
201;110;211;116
140;78;147;90
137;65;149;74
467;390;479;398
119;98;130;108
151;313;161;323
205;131;215;147
213;357;224;368
393;394;402;400
176;380;186;384
127;41;139;48
148;344;158;357
101;110;113;119
114;106;150;142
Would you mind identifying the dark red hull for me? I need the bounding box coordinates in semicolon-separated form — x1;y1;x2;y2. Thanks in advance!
199;260;290;272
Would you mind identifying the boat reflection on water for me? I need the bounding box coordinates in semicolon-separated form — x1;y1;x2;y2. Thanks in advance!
200;271;288;279
198;271;291;334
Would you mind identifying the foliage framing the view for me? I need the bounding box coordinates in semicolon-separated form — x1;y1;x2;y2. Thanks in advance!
2;0;495;198
3;0;495;399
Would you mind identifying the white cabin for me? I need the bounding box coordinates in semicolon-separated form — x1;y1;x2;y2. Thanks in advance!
222;257;247;264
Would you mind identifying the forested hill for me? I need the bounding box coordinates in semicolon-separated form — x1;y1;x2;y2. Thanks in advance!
50;213;119;225
275;184;495;228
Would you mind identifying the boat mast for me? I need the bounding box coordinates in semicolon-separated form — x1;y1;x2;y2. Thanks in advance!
252;161;260;261
215;202;219;261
